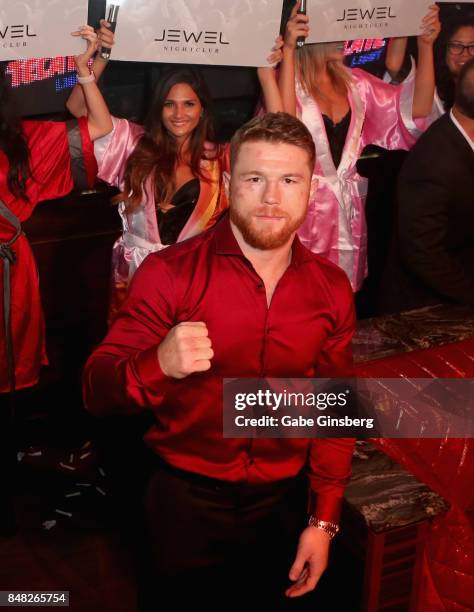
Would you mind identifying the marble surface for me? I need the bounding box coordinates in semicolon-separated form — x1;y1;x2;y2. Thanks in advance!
344;441;449;533
353;304;474;364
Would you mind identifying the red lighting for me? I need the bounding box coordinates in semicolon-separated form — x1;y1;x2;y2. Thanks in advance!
344;38;386;56
6;56;77;87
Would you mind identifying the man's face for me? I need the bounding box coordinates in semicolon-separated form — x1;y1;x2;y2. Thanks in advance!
229;140;313;250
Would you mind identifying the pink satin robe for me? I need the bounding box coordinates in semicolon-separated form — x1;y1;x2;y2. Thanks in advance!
94;118;228;316
296;67;425;291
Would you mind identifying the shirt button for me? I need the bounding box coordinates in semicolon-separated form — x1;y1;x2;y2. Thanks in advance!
257;282;264;289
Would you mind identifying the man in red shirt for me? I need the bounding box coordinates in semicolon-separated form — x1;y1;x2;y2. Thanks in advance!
83;113;355;610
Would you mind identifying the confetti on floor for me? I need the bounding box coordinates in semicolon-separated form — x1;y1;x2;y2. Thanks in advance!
42;520;57;530
55;509;72;518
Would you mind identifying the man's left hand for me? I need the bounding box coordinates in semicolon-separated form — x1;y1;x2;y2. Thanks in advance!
285;526;330;598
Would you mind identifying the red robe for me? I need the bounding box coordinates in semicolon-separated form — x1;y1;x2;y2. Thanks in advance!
0;118;96;393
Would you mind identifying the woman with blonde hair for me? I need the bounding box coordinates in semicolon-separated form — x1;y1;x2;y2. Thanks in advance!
279;2;440;293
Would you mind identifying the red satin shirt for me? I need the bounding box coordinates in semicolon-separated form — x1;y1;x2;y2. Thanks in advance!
83;214;356;522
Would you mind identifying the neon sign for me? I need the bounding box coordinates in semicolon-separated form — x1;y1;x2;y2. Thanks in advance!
344;38;387;67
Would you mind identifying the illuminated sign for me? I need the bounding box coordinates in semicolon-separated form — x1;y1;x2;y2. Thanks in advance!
344;38;387;66
4;55;97;93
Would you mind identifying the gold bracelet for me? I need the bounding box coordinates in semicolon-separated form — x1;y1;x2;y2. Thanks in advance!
308;516;339;539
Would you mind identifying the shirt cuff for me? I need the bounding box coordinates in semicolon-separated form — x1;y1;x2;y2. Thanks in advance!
308;491;343;524
130;344;171;389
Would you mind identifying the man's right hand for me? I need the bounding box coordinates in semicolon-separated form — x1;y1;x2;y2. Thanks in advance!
157;321;214;379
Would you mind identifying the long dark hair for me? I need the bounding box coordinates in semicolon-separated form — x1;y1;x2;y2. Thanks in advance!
0;64;31;201
435;13;474;111
120;67;215;208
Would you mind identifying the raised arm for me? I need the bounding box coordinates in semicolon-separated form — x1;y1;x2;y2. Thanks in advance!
385;37;408;81
67;20;115;118
72;26;113;141
279;2;309;116
257;37;284;112
413;4;440;118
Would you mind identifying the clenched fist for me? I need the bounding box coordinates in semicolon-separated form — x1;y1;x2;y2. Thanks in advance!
157;321;214;379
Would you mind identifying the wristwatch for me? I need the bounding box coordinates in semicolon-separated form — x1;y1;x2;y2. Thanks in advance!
308;516;340;539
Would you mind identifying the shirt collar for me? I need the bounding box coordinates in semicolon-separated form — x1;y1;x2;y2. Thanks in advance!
213;211;313;267
450;109;474;152
213;212;243;256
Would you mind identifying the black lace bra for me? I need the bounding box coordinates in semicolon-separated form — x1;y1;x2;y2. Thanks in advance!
156;178;200;245
322;109;352;169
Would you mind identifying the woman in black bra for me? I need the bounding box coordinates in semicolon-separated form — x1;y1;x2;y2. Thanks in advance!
277;2;440;293
67;30;283;320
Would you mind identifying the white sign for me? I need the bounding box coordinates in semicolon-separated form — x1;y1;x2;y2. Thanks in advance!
305;0;432;43
0;0;88;61
110;0;283;67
